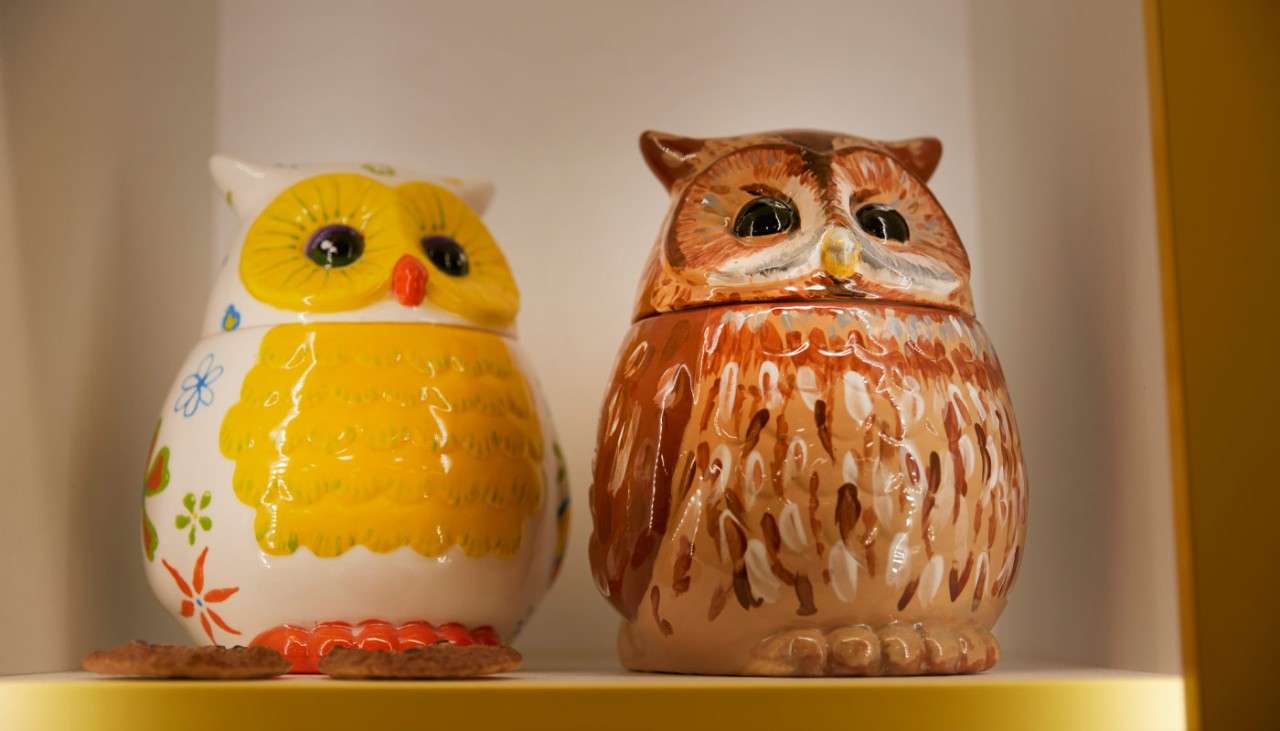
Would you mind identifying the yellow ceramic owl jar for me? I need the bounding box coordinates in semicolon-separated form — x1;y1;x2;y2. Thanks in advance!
589;130;1027;676
141;158;568;672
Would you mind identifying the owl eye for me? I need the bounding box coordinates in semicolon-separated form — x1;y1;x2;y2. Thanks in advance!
855;204;910;243
733;197;798;238
421;235;470;277
305;224;365;267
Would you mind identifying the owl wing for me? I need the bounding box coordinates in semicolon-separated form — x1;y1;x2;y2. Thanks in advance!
589;315;700;621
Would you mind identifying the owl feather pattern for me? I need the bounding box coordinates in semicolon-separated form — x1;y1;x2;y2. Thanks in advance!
220;323;544;558
589;130;1026;676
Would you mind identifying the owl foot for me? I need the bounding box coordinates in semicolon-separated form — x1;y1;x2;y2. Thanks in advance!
742;620;998;676
251;619;500;673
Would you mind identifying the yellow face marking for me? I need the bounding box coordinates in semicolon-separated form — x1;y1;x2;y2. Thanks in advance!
240;174;401;312
397;182;519;328
238;174;520;327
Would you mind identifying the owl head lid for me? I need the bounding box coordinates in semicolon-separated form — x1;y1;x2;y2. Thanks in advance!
633;129;974;321
204;156;520;337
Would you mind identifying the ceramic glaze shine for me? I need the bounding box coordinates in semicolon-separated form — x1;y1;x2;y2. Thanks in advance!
589;130;1027;676
141;159;567;672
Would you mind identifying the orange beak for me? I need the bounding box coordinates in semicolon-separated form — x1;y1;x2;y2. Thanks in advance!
392;255;428;307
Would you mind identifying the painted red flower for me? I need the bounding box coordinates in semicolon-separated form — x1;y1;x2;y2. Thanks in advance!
161;547;241;645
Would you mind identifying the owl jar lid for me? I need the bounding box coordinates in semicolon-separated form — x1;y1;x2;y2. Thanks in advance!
631;129;975;321
204;156;522;338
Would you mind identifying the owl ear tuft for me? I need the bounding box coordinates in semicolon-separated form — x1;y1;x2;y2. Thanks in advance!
640;130;706;191
209;155;291;220
881;137;943;183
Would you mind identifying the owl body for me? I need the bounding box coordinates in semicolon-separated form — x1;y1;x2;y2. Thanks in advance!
589;130;1027;676
142;160;567;671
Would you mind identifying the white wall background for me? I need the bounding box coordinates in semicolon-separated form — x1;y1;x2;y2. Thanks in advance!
0;17;57;676
0;0;216;673
969;0;1178;672
967;1;1177;675
0;0;1177;674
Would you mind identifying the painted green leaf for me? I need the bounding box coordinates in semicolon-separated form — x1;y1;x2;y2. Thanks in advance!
143;420;162;482
199;516;212;531
199;491;212;510
144;447;170;496
183;493;196;512
187;526;196;545
142;507;158;562
175;514;190;529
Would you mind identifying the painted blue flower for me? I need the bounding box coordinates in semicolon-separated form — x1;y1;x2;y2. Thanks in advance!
174;354;223;418
221;304;241;332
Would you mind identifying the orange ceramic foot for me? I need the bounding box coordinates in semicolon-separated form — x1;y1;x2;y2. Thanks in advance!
251;620;501;673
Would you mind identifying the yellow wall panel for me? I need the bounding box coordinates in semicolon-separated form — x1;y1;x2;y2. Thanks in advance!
1147;1;1280;728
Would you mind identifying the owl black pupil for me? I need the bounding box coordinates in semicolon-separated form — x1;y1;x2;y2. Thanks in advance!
733;197;797;238
421;236;469;277
305;224;364;268
856;205;910;242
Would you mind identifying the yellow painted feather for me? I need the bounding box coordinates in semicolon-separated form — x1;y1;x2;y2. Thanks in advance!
219;323;543;558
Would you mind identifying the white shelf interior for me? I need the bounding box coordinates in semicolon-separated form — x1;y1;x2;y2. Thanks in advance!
0;0;1177;679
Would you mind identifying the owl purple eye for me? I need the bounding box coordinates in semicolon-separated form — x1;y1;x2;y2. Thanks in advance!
732;197;798;239
421;235;470;277
305;224;364;267
855;204;910;243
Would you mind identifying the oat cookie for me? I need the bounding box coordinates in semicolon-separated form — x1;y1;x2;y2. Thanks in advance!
83;640;290;679
318;644;522;679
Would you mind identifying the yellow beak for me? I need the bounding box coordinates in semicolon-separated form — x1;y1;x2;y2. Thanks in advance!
820;227;859;279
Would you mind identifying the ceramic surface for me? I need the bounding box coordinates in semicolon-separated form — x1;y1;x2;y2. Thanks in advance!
588;130;1027;676
141;159;568;672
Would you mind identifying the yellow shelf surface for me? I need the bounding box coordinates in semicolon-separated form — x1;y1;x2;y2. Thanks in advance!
0;660;1184;731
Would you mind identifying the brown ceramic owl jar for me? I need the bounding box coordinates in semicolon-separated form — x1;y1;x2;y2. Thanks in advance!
588;130;1027;676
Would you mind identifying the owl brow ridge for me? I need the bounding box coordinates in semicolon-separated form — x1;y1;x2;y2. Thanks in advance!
402;194;425;232
268;214;307;231
291;190;321;225
348;182;375;224
433;191;447;231
255;233;300;244
253;243;300;253
421;199;442;233
330;183;343;220
740;183;787;198
333;181;342;223
365;201;392;226
449;213;474;241
313;182;328;222
342;182;363;223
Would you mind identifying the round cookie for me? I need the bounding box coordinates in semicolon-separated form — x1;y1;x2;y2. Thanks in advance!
83;641;290;679
318;645;522;679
